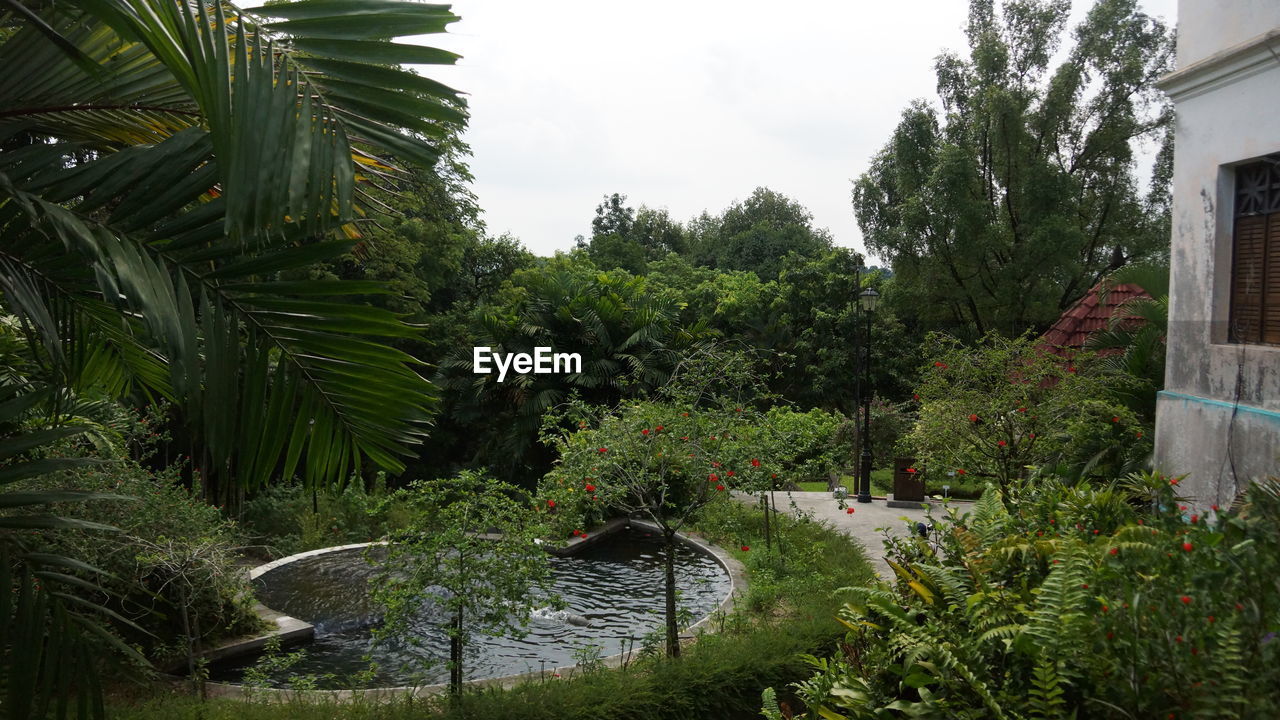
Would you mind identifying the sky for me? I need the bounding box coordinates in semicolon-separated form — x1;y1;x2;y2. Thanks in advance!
423;0;1179;260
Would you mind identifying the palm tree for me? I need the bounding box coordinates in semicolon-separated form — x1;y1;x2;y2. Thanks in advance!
1;1;467;715
438;269;703;484
1084;262;1169;422
0;0;467;503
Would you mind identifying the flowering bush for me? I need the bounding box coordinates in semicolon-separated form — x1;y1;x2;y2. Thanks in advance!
768;473;1280;719
903;332;1149;491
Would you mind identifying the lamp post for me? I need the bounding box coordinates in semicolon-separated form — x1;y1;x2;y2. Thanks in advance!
857;287;879;503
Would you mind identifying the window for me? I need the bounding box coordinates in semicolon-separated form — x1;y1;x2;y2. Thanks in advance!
1230;156;1280;344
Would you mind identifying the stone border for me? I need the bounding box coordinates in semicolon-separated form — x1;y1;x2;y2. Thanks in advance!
200;519;747;702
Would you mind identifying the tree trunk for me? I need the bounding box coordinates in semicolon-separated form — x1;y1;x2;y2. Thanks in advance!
762;494;772;552
663;530;680;658
450;606;464;698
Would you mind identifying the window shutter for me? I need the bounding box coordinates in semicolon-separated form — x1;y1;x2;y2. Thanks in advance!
1266;213;1280;344
1230;214;1266;343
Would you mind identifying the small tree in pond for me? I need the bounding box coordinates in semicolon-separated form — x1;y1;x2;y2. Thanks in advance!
370;472;551;697
543;396;760;658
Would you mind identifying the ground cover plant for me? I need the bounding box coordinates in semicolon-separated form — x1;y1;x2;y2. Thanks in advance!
771;473;1280;719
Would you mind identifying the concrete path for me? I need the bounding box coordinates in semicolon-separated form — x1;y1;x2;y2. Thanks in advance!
739;491;943;578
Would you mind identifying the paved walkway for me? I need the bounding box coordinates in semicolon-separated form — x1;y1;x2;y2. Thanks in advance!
739;491;941;577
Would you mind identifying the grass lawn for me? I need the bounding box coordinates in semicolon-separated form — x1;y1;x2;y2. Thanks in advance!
793;468;892;494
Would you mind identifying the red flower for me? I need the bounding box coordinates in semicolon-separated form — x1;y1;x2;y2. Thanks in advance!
712;461;721;467
934;361;944;367
1183;542;1193;552
656;425;664;432
1180;505;1187;511
1190;514;1198;524
1236;602;1245;611
1112;416;1120;423
547;500;556;508
580;533;588;539
641;429;649;436
1170;477;1180;485
1068;366;1077;373
682;436;690;441
906;467;916;474
1208;615;1215;623
997;440;1007;447
1081;584;1089;589
846;508;855;515
592;495;598;501
740;545;750;552
751;458;760;467
969;413;980;423
726;470;735;477
957;469;967;475
1049;518;1055;524
771;473;777;479
708;473;719;482
1017;406;1026;413
1109;547;1118;556
1036;531;1044;536
1175;635;1183;643
681;412;689;417
1137;519;1144;525
1136;431;1144;438
1093;529;1100;535
1181;595;1192;605
716;484;725;491
571;529;580;536
735;407;742;412
585;484;596;492
1101;605;1109;613
913;393;920;400
1028;432;1036;439
598;447;608;453
1211;504;1220;512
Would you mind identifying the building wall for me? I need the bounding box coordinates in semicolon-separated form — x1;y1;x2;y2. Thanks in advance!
1154;5;1280;506
1175;1;1280;68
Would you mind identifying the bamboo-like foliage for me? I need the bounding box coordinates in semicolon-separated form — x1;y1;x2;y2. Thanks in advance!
0;1;468;502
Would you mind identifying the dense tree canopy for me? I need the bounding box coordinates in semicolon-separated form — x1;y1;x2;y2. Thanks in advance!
853;0;1174;338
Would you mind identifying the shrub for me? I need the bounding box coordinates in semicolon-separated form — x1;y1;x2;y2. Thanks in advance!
240;474;414;556
904;331;1149;491
30;432;260;666
773;473;1280;719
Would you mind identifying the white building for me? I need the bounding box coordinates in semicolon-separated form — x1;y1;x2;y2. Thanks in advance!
1154;2;1280;506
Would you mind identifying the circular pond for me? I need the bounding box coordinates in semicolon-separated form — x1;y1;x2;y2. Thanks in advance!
211;527;732;688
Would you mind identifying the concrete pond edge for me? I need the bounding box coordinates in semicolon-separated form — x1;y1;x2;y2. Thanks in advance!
195;517;747;702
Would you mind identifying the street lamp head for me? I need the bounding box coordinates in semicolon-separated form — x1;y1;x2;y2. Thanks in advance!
858;287;880;312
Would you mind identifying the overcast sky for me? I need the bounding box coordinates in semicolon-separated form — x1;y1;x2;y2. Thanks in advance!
425;0;1178;260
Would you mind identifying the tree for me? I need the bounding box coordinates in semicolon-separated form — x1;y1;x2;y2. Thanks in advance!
372;472;551;697
0;0;467;505
584;195;687;273
853;0;1175;337
542;398;747;657
541;349;773;657
698;187;833;281
0;1;466;714
437;262;705;486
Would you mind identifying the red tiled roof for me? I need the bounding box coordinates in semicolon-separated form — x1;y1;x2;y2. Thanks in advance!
1040;281;1151;356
